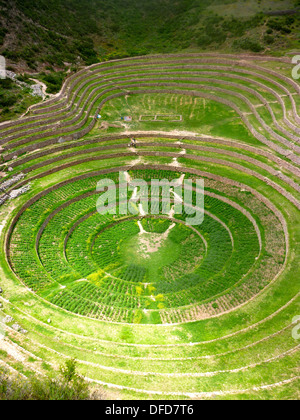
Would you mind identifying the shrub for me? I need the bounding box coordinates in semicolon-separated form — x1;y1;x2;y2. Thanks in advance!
267;18;292;34
38;71;66;94
264;35;275;45
233;38;264;53
0;359;97;400
0;79;13;89
0;93;18;108
0;26;7;44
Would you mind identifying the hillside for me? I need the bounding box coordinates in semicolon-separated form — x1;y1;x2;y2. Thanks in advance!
0;0;299;73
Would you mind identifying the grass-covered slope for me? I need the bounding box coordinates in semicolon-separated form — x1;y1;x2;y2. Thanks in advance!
0;53;299;400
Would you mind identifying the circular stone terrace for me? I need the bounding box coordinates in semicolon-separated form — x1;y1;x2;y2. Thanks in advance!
0;53;299;399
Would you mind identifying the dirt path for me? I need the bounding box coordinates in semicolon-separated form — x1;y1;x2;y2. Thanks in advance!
29;78;48;97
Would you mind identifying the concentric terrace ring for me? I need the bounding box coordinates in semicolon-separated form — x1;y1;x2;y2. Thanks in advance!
0;53;299;399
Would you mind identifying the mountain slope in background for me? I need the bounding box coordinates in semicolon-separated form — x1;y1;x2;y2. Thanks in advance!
0;0;299;72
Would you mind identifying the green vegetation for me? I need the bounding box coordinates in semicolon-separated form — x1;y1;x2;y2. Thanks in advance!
35;71;67;94
0;78;40;122
99;94;257;144
0;0;299;72
8;162;278;325
0;359;101;400
1;0;299;125
0;53;299;400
